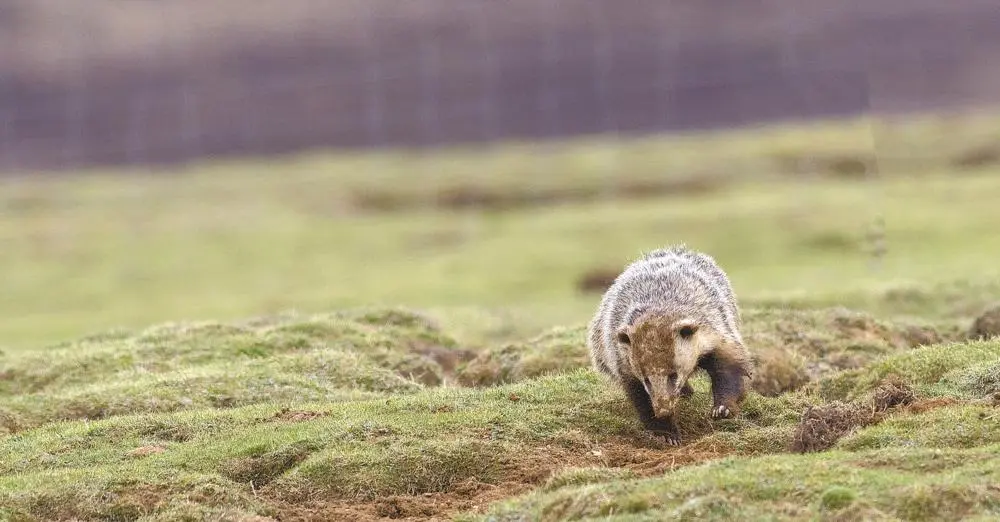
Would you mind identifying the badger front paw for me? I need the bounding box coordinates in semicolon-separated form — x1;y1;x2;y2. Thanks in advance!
711;404;733;419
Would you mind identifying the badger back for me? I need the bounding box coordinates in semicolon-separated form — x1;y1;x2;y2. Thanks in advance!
605;248;743;349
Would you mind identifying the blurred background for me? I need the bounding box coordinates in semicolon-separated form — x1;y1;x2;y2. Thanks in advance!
2;0;1000;350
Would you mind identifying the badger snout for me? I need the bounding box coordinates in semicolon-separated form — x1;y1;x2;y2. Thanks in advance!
643;375;681;418
652;398;678;418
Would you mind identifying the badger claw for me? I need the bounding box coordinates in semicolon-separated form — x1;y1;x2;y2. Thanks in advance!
658;433;681;446
712;405;732;419
652;431;681;446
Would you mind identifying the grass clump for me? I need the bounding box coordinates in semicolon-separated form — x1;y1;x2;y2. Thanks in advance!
455;325;591;386
814;339;1000;402
818;485;858;511
838;405;1000;451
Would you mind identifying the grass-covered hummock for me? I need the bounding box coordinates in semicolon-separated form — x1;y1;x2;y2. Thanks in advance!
0;308;471;434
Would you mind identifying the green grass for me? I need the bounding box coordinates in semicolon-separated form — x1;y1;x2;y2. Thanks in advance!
3;108;1000;520
3;110;1000;349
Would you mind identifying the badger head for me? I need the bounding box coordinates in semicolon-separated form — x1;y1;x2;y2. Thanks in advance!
615;309;719;418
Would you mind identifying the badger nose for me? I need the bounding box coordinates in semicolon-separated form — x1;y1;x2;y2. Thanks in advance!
651;396;678;418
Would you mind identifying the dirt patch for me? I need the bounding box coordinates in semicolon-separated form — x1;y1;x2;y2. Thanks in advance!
772;152;875;179
792;377;914;453
969;304;1000;341
576;268;619;294
791;401;871;453
351;175;728;214
129;445;167;458
614;437;733;477
271;409;329;423
898;324;950;348
904;397;961;414
952;144;1000;170
745;308;961;389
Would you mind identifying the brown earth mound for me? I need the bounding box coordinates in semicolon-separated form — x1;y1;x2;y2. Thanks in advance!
791;376;915;453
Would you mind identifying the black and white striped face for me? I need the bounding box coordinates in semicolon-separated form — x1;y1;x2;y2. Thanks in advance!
616;311;711;417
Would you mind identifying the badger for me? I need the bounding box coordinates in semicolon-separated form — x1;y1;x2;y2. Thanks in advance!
587;245;754;445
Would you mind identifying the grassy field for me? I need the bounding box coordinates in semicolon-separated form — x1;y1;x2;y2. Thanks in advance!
2;109;1000;521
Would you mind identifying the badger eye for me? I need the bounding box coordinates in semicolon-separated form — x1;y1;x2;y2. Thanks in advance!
678;326;696;339
668;372;678;381
617;331;631;345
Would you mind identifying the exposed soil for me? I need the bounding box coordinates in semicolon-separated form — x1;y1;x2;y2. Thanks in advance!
128;445;167;458
869;375;916;413
904;397;961;414
271;409;330;423
352;175;729;214
791;401;872;453
792;377;915;453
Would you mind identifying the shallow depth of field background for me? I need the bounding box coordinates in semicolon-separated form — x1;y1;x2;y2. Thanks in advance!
3;0;999;349
3;2;1000;521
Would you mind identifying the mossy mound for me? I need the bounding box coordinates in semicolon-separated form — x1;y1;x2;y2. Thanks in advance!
455;325;592;386
814;339;1000;402
0;308;473;433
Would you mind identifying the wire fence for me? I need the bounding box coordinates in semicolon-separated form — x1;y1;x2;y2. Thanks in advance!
2;0;999;174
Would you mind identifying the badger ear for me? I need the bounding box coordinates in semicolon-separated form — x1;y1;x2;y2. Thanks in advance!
616;328;631;345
